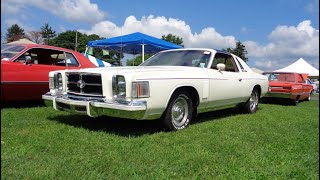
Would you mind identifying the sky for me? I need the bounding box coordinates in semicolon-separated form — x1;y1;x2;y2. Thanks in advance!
1;0;319;71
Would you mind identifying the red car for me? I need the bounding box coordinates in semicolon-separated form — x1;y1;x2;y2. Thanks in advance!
263;72;313;105
1;43;97;101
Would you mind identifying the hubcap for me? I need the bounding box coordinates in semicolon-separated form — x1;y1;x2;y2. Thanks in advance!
249;91;258;111
171;96;188;127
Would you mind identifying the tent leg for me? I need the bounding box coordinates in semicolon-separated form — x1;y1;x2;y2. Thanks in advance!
142;44;145;63
84;46;88;56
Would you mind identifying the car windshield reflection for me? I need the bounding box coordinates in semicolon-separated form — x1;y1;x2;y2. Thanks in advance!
140;50;211;67
1;44;26;61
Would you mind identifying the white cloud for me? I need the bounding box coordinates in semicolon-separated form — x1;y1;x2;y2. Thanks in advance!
4;19;37;32
80;16;319;71
245;20;319;71
1;0;105;23
79;15;237;50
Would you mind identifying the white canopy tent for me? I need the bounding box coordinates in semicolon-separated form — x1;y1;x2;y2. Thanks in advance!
7;38;37;44
274;58;319;78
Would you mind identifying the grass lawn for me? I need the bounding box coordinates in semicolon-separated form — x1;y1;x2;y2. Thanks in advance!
1;98;319;179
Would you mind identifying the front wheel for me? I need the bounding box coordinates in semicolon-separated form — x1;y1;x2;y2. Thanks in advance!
162;91;193;131
243;88;259;113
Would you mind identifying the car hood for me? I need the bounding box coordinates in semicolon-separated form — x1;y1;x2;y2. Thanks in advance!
68;66;209;80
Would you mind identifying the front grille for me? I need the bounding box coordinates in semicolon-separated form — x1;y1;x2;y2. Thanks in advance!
66;73;103;96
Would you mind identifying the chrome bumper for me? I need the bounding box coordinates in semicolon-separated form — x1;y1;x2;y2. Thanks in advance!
42;93;147;119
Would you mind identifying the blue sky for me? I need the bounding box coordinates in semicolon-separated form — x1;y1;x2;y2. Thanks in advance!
1;0;319;71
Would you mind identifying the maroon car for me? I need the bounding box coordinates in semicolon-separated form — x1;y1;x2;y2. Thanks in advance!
1;43;98;101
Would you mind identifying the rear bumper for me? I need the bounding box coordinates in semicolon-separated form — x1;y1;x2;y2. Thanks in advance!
42;93;147;119
264;92;293;99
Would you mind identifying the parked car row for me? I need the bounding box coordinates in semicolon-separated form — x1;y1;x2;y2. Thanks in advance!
2;45;315;131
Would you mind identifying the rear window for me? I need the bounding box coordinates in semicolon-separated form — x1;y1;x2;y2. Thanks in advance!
266;73;295;82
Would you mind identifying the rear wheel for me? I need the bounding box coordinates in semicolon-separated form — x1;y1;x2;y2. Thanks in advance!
292;96;299;105
243;88;259;113
162;91;193;131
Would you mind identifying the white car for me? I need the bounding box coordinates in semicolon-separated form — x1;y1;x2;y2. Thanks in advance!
42;48;268;131
306;78;317;94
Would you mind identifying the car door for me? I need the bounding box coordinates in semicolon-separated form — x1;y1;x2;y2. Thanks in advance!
206;52;246;108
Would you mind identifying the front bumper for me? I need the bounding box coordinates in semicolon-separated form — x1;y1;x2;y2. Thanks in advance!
42;93;147;119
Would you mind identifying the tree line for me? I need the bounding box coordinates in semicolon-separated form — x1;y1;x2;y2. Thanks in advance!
5;24;249;66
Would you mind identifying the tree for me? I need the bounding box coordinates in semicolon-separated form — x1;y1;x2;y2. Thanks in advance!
223;41;248;62
26;31;43;44
126;54;153;66
6;24;25;43
49;30;77;50
161;34;184;47
41;23;56;44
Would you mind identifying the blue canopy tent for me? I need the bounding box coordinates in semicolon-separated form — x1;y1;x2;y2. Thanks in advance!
87;32;182;62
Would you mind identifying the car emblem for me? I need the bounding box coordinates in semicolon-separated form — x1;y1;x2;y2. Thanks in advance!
77;79;85;88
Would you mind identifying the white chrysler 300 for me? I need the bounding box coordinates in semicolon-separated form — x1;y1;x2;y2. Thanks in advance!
42;48;268;131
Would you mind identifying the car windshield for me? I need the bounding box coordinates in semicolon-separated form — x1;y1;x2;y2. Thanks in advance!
1;44;26;61
265;73;295;82
140;50;212;67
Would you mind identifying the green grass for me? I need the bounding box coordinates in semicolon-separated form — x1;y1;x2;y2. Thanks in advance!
1;99;319;179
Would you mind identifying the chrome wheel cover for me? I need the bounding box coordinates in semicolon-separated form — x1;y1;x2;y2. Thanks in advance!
249;91;258;111
171;96;188;127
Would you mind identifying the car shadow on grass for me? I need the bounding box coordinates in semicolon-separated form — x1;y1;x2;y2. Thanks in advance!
260;98;310;106
1;100;46;109
48;114;164;137
193;107;246;125
47;106;248;137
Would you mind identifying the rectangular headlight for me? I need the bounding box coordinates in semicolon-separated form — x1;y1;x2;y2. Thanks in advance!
132;81;149;98
53;73;63;91
49;77;54;89
112;75;126;98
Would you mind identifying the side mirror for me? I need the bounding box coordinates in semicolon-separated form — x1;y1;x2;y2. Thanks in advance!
24;56;32;65
217;63;225;71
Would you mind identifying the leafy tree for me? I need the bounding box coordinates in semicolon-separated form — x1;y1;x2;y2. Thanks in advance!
223;41;248;62
126;54;153;66
49;30;78;50
26;31;43;44
41;23;56;44
6;24;25;43
161;34;184;47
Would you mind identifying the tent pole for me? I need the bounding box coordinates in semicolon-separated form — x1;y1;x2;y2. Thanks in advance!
84;46;88;56
142;44;145;62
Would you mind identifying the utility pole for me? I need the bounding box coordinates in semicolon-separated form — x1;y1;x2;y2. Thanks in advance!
75;31;78;51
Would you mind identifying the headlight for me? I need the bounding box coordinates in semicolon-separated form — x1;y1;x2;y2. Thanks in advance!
112;75;126;99
49;77;55;89
51;73;63;91
132;81;149;98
